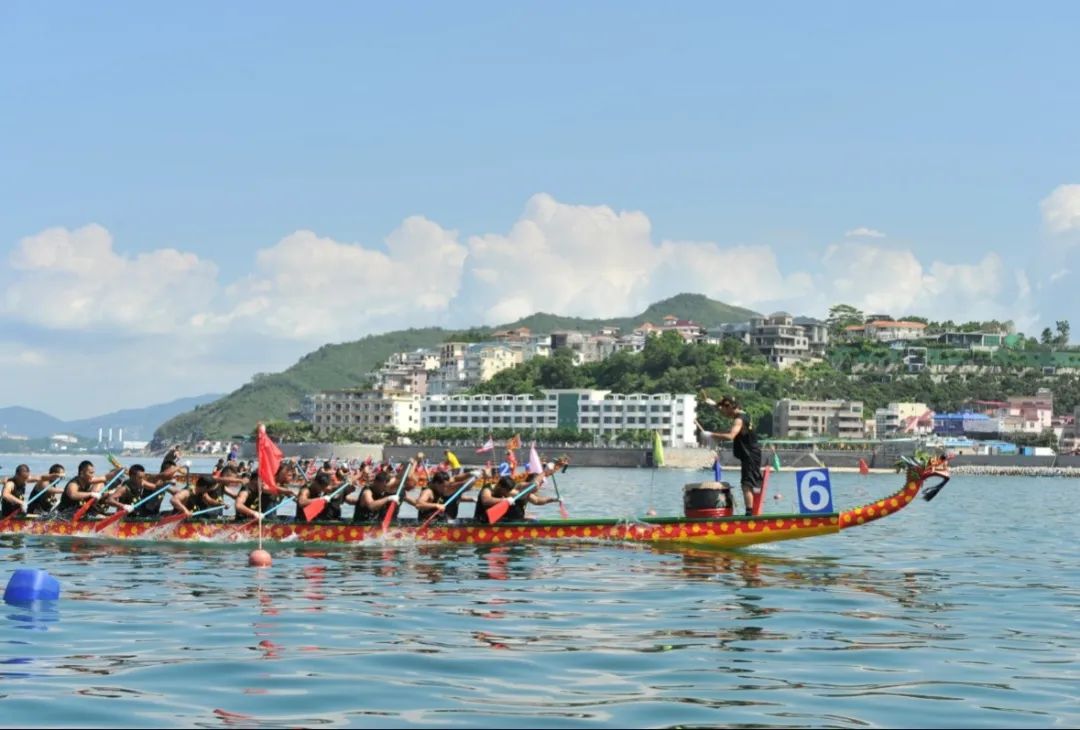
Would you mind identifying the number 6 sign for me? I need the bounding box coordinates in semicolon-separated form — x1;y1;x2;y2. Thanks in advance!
795;468;834;514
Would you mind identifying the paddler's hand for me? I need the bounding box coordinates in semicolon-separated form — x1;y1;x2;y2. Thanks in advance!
503;497;514;506
123;504;135;514
387;495;400;505
255;512;264;522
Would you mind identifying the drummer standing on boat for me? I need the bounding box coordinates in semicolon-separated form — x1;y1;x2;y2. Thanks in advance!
697;394;763;516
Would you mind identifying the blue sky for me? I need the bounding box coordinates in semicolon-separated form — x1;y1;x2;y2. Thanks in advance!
1;2;1078;418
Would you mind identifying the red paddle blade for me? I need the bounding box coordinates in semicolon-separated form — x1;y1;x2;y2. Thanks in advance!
302;498;326;522
558;502;569;520
158;511;188;526
380;501;398;531
486;500;510;525
94;510;126;532
71;498;97;523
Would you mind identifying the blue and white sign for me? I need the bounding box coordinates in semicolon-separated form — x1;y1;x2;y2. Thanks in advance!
794;468;834;514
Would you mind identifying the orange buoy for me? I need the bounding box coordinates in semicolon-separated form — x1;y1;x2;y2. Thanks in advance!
248;549;273;567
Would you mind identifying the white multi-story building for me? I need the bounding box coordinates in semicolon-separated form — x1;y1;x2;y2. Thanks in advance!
750;313;813;368
463;344;523;384
875;402;935;437
773;399;866;439
311;389;421;434
845;319;928;342
421;389;698;446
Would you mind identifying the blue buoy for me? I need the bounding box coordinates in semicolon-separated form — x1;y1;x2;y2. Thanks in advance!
4;569;60;605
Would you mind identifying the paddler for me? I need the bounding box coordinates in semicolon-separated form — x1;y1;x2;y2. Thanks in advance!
346;469;411;524
295;471;351;523
696;393;763;516
414;470;476;524
55;459;123;518
169;476;225;519
474;475;523;522
1;464;33;518
233;472;293;522
103;463;179;519
26;464;66;515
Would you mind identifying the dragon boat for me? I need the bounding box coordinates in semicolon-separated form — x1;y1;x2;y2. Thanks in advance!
0;458;949;548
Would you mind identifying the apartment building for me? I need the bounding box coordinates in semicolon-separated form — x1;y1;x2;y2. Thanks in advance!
875;402;934;437
773;398;866;439
750;313;812;368
844;320;928;342
422;389;698;446
311;389;421;434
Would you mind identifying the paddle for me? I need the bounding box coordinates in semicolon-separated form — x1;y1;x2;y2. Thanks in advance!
301;474;354;522
159;503;226;526
229;493;297;536
418;476;477;531
94;481;176;532
549;472;570;520
0;476;62;527
486;482;538;525
380;462;414;531
71;467;127;523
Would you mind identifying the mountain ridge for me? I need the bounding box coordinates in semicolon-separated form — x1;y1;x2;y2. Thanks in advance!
0;394;224;441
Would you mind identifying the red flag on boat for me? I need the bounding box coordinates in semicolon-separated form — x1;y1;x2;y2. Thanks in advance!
476;436;495;454
858;458;870;476
256;423;283;494
506;434;522;451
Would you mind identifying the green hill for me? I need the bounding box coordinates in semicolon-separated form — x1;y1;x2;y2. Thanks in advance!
155;293;760;441
501;293;759;334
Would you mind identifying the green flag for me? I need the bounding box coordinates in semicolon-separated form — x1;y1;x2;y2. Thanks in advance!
652;431;665;468
772;452;781;471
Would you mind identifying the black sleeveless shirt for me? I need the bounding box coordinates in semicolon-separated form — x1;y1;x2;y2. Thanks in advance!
1;481;25;518
473;486;524;523
417;488;460;523
733;410;761;461
351;487;391;524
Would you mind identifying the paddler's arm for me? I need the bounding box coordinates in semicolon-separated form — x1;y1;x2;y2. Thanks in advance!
477;487;501;509
66;481;101;502
526;491;559;506
295;487;317;509
2;481;26;511
234;490;260;520
413;488;443;513
169;489;193;517
104;485;131;511
696;417;742;441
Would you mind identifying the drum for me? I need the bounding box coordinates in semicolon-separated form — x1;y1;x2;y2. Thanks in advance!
682;481;734;518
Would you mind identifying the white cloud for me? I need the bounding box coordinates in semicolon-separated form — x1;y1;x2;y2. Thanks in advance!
817;242;1034;326
2;224;218;334
844;227;886;238
205;217;468;341
456;193;658;323
1040;184;1080;235
0;194;1055;415
1049;269;1070;283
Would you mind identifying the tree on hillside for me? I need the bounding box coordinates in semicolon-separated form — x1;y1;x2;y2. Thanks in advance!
537;350;586;389
1055;320;1070;346
1041;327;1054;345
827;304;864;336
642;330;685;377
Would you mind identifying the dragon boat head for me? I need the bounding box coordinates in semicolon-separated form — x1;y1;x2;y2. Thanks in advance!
894;450;952;502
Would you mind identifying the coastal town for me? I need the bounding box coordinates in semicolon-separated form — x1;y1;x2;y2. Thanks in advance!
264;308;1078;458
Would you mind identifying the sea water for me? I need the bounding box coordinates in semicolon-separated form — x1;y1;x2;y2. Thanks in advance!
0;454;1076;728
